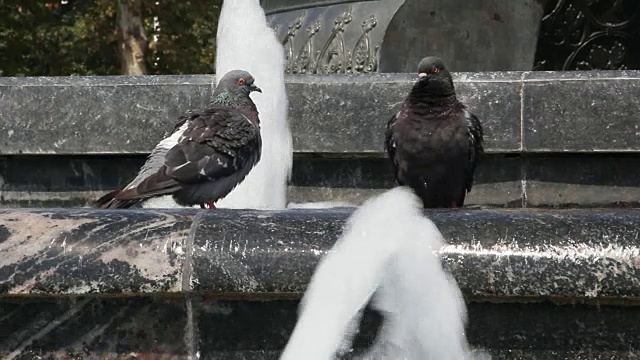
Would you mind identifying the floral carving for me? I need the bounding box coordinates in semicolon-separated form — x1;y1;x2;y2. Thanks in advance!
574;40;628;70
292;21;321;74
315;7;353;74
283;12;306;74
347;15;379;73
275;6;383;74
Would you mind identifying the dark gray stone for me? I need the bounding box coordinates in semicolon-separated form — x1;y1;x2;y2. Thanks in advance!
463;154;523;207
378;0;546;72
3;72;640;157
525;155;640;208
0;153;520;208
0;209;194;294
0;155;147;207
264;0;547;73
1;297;638;359
190;209;345;293
287;72;522;154
287;154;523;207
523;70;640;152
1;72;520;155
0;208;639;359
432;209;640;298
1;208;639;298
0;296;191;359
453;72;523;153
187;208;640;299
195;299;380;359
194;299;640;359
0;75;212;155
466;302;640;358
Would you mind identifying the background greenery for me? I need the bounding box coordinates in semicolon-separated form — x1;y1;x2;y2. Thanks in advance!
0;0;222;76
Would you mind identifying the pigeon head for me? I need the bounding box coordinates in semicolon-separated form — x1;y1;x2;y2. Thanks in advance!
410;56;456;102
212;70;262;106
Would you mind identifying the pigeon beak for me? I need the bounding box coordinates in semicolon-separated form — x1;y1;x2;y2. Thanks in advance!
250;84;262;93
418;72;427;79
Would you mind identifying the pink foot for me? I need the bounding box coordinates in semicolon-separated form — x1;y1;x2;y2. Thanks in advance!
206;200;216;209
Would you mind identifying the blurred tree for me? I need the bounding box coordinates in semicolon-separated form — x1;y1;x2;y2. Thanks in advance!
0;0;222;77
118;0;148;75
149;0;220;75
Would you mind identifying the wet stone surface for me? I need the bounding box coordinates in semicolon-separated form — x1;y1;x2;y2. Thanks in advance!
187;208;640;299
190;209;347;293
1;208;639;300
194;299;379;360
196;299;640;359
0;296;190;360
0;208;639;359
433;209;640;298
0;297;638;359
0;209;194;294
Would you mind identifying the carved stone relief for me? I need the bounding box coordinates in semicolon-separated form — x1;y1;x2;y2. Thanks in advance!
534;0;640;70
270;5;381;74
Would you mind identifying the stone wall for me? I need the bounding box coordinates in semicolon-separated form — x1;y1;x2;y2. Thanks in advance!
1;72;640;208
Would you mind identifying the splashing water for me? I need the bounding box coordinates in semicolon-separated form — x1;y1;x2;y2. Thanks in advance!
281;187;485;360
214;0;293;210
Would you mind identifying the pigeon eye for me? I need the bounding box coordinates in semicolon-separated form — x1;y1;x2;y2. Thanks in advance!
238;78;245;85
432;67;440;74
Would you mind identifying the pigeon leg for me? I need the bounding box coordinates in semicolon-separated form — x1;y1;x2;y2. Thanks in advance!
450;201;458;209
206;200;216;209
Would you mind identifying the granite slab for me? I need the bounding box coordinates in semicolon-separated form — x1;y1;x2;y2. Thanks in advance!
0;209;194;294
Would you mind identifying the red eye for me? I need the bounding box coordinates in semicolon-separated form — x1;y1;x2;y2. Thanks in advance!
238;78;245;85
432;67;440;74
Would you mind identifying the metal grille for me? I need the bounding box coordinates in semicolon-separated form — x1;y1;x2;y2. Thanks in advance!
534;0;640;70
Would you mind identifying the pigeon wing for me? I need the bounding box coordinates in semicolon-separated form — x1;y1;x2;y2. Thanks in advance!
96;110;200;209
116;108;260;202
384;112;402;185
463;108;484;193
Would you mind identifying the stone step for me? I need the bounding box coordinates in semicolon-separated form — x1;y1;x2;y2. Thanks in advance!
1;208;638;358
1;72;639;155
1;72;640;208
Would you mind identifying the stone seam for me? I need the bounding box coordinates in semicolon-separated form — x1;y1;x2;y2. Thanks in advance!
183;211;205;360
519;71;528;207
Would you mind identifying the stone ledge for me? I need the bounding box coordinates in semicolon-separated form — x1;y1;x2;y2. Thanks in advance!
2;71;640;155
1;208;639;301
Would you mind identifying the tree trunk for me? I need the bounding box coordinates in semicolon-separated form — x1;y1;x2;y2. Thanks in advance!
117;0;148;75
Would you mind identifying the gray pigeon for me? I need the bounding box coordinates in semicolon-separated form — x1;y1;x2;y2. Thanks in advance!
97;70;262;209
384;56;484;208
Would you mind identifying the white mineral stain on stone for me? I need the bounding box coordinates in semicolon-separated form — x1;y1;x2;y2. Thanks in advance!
0;212;94;266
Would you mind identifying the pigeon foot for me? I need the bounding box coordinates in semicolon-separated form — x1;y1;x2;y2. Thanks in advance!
199;200;217;209
450;201;458;209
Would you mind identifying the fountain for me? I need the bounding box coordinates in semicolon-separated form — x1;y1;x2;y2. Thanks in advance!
281;187;478;359
215;0;293;210
1;0;640;359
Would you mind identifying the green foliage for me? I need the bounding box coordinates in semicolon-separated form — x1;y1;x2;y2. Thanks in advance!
0;0;222;76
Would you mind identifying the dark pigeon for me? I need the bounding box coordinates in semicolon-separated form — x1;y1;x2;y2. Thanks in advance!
384;56;484;208
96;69;263;209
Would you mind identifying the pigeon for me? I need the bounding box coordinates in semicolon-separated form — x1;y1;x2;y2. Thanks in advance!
384;56;484;208
96;69;263;209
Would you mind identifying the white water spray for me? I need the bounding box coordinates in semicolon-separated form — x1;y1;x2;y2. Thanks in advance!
214;0;293;210
281;187;485;360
